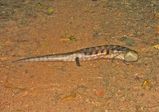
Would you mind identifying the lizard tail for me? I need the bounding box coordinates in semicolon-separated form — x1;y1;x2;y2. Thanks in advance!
13;52;83;63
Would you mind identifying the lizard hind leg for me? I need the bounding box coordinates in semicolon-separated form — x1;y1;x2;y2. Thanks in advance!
75;57;80;66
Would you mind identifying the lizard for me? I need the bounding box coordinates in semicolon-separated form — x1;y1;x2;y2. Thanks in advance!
13;44;138;66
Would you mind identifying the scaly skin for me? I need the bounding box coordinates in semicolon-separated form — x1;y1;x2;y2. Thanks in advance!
13;45;138;66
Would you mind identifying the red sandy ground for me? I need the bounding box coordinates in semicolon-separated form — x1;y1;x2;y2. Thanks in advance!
0;0;159;112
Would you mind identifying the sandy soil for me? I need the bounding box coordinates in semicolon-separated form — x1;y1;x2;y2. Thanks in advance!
0;0;159;112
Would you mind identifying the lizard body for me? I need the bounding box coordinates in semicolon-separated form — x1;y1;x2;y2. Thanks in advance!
13;45;138;66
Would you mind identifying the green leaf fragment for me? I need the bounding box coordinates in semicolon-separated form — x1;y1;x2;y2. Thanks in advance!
120;36;135;46
47;7;54;15
68;35;77;42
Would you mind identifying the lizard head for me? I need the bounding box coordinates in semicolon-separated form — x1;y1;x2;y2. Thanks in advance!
124;50;138;62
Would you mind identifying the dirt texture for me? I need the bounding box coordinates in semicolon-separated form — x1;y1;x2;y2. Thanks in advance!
0;0;159;112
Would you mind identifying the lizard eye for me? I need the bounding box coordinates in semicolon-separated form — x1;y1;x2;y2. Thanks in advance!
124;51;138;62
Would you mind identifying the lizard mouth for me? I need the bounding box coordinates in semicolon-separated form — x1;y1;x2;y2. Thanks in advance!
124;51;138;62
